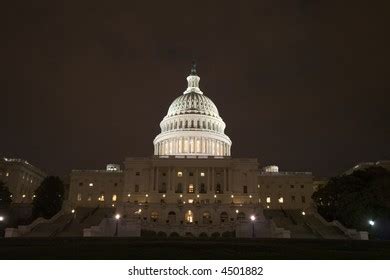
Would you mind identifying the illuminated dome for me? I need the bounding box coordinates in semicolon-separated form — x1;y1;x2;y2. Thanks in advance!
167;92;220;118
153;63;232;156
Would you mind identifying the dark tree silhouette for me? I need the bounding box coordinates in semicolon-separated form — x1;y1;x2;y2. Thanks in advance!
312;167;390;235
0;180;12;208
32;176;64;219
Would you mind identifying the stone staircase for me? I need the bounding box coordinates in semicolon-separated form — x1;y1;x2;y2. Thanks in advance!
264;209;349;239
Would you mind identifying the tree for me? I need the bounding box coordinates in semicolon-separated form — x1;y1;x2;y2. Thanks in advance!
32;176;64;219
0;180;12;208
312;167;390;236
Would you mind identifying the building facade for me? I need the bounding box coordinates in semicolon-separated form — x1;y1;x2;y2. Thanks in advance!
66;65;315;237
0;158;46;203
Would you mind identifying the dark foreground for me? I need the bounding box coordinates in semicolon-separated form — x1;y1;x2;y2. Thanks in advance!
1;238;390;259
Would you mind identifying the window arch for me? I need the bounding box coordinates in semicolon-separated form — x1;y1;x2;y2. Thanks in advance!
151;211;159;222
185;210;194;223
202;212;211;224
237;212;246;221
220;212;228;223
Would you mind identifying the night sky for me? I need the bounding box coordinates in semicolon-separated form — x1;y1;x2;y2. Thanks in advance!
1;1;389;177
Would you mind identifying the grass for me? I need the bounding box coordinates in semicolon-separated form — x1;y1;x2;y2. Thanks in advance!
1;237;390;259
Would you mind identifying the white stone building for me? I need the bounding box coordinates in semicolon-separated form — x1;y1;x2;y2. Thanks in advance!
66;64;316;237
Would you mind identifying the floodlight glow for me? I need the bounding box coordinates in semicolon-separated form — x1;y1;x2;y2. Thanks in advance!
302;211;306;216
0;216;4;222
369;220;375;226
115;214;120;220
71;209;75;214
250;215;256;221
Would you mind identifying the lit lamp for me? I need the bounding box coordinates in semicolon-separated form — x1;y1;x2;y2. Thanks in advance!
214;194;217;203
250;215;256;238
0;216;4;222
231;194;234;203
368;220;375;226
114;214;120;237
145;194;149;203
249;195;252;203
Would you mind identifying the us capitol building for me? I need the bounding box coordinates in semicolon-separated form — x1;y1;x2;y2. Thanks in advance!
64;64;319;238
6;64;367;239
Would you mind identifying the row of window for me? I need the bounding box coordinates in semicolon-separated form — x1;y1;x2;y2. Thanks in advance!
77;193;117;202
162;119;223;133
265;195;306;204
148;210;248;223
259;184;307;189
78;182;119;187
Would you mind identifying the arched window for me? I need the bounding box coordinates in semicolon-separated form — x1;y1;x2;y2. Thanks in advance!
185;210;194;223
220;212;228;223
197;120;200;128
243;186;248;194
202;212;211;224
151;211;159;222
203;120;206;128
179;121;182;128
168;211;176;223
237;212;246;221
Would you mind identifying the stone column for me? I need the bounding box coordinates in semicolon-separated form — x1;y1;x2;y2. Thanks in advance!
155;167;159;191
223;168;227;193
168;167;172;191
208;167;211;191
211;167;215;191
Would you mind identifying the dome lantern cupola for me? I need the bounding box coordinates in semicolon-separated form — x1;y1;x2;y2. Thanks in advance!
184;62;202;95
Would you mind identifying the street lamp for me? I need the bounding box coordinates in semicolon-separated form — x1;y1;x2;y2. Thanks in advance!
0;216;4;222
368;220;375;226
114;214;120;236
250;215;256;238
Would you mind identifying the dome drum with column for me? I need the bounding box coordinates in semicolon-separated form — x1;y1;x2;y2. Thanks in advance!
153;64;232;156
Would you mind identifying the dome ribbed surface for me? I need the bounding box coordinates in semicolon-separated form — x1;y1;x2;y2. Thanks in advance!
166;92;220;118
